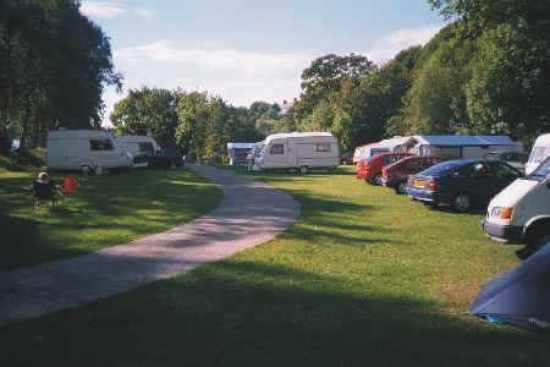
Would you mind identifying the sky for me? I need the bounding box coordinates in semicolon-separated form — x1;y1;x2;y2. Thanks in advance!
80;0;446;126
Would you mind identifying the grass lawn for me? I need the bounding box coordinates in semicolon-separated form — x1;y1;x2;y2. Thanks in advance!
1;167;548;366
0;166;222;270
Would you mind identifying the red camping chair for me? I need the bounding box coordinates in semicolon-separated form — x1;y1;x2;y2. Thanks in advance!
59;176;79;196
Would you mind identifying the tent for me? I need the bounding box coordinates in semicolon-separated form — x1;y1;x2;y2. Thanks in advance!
352;136;414;163
409;135;523;160
227;143;256;166
471;243;550;331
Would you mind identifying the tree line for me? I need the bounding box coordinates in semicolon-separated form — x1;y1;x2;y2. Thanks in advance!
113;1;550;162
0;0;120;153
2;0;549;162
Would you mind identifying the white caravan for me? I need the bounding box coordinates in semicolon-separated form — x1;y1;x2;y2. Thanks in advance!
117;135;161;168
483;157;550;255
526;134;550;175
255;132;339;174
352;136;413;163
47;130;132;174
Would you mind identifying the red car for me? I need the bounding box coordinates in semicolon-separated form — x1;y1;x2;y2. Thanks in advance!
381;156;441;194
356;152;413;185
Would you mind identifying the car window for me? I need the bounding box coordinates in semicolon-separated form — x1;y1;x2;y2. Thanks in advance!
487;161;520;180
455;162;489;178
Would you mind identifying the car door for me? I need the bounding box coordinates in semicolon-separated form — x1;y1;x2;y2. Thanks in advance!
453;162;492;203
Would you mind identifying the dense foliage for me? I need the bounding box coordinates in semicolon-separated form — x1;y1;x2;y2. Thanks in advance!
0;0;121;149
3;0;549;162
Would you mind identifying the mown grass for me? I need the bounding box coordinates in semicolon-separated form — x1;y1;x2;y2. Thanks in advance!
0;167;222;270
1;167;548;366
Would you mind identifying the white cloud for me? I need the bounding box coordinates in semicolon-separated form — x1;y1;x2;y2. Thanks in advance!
81;1;156;20
366;25;442;64
102;24;443;127
134;8;157;19
80;1;125;19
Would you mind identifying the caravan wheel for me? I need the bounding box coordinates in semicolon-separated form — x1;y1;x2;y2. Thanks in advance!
81;165;94;176
299;166;309;175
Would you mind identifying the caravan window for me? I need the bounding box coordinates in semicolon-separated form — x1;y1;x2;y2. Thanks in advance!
316;143;331;153
270;144;284;155
90;139;114;151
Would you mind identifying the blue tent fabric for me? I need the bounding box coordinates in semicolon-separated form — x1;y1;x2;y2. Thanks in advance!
472;243;550;331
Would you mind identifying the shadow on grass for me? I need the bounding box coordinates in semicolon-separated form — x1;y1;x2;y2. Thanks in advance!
1;259;547;366
0;169;222;270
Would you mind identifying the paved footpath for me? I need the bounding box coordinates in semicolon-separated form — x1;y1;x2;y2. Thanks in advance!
0;165;300;326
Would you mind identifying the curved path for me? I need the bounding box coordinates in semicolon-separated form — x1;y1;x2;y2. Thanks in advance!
0;165;300;326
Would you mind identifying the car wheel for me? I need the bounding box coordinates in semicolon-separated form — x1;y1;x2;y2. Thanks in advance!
453;193;471;213
522;230;550;259
396;182;408;195
299;166;309;175
372;174;383;186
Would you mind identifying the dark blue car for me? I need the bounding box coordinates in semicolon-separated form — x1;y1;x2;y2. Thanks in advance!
406;159;522;212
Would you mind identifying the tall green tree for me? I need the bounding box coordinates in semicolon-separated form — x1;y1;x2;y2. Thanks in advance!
110;88;178;148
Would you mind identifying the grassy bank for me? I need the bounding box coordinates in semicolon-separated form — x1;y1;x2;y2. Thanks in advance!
1;168;548;366
0;167;222;270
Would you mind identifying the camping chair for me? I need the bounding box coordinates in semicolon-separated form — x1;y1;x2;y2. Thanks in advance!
32;180;59;209
59;176;79;197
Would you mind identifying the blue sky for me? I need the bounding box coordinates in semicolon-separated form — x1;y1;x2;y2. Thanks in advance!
80;1;445;125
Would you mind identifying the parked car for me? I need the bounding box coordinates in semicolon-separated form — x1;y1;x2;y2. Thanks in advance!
340;151;353;165
484;151;528;173
149;147;183;169
526;134;550;175
382;156;441;194
406;159;522;212
117;135;161;168
356;152;413;185
483;157;550;258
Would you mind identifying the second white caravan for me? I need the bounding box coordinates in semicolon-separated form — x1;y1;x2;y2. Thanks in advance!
255;132;340;173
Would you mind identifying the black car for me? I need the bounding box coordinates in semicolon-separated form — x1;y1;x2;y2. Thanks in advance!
406;159;522;212
148;147;183;169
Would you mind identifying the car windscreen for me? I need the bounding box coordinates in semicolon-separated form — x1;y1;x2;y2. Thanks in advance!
419;160;464;176
529;158;550;181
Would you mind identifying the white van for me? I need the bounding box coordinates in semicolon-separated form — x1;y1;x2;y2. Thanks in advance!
483;157;550;254
255;132;339;174
526;134;550;175
47;130;132;174
117;135;161;168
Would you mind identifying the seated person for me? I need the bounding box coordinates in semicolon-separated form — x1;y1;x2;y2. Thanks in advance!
33;172;59;206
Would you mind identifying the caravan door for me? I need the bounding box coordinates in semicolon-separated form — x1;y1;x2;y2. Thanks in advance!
266;139;291;168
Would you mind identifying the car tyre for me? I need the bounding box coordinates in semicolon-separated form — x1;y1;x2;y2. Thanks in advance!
522;229;550;259
453;193;471;213
396;182;408;195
